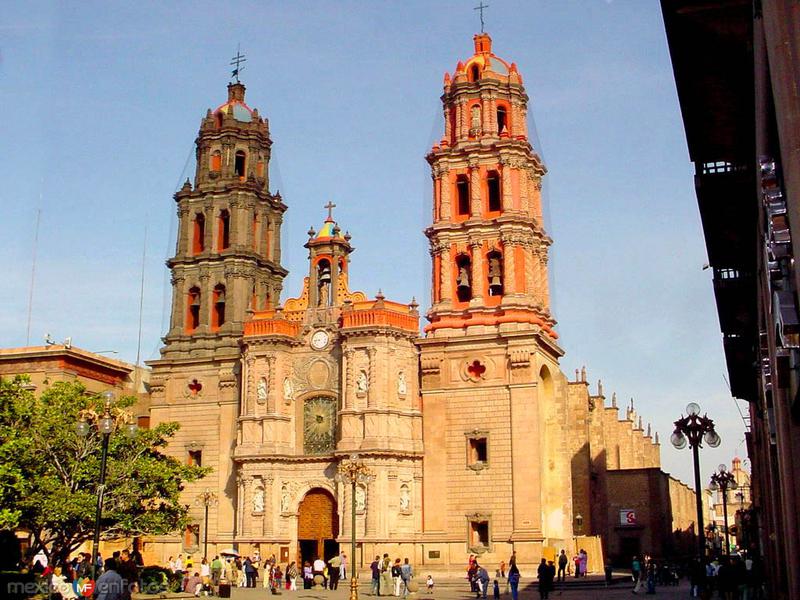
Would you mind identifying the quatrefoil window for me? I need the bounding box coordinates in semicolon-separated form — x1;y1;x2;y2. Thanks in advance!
467;360;486;379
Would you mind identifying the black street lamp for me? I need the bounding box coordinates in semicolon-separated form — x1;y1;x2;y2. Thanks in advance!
75;391;138;581
710;464;737;556
195;489;218;560
670;402;721;559
335;454;373;600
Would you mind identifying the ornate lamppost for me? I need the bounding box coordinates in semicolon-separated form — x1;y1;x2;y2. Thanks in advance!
709;464;737;556
75;390;138;581
196;489;218;560
335;454;373;600
670;402;720;559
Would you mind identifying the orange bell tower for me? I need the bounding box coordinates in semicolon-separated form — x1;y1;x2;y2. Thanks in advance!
425;32;554;337
419;34;572;562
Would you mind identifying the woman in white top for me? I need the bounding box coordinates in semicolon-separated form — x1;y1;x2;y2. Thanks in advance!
200;557;211;580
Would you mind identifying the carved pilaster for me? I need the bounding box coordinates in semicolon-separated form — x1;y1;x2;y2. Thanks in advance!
266;354;276;413
440;244;453;303
469;161;481;217
470;240;484;302
503;237;517;295
439;166;451;221
500;158;513;212
344;348;354;409
367;347;377;408
244;355;255;415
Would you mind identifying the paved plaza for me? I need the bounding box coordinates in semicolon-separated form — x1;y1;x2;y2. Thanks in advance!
223;578;690;600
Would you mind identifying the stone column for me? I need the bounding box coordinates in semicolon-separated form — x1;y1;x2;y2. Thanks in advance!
443;106;451;142
521;107;529;138
469;161;481;217
501;159;513;211
440;245;453;303
273;216;283;263
524;243;535;298
343;348;354;409
439;166;451;221
470;240;484;302
243;355;254;415
511;101;522;137
170;275;186;334
481;95;491;134
532;248;544;305
367;348;377;408
263;475;274;536
365;477;377;536
459;98;468;140
236;474;244;537
519;168;531;214
228;198;240;249
266;355;276;413
204;203;214;252
539;250;550;310
199;273;211;330
503;239;516;295
488;94;498;136
261;216;271;260
532;179;543;221
242;478;253;536
177;206;189;256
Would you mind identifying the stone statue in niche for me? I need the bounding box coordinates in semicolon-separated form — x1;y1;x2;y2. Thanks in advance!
283;377;294;403
253;486;265;513
356;370;368;395
399;484;410;511
355;485;366;512
470;104;482;134
280;485;290;513
257;377;268;404
398;371;407;396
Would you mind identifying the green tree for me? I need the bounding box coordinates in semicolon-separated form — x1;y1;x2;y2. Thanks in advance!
0;376;207;565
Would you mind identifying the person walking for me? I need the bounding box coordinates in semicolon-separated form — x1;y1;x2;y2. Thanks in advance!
477;564;490;600
370;556;381;596
381;554;392;596
579;549;588;577
328;553;342;590
211;556;222;588
400;558;414;599
557;550;567;583
339;552;347;582
508;564;521;600
392;558;403;596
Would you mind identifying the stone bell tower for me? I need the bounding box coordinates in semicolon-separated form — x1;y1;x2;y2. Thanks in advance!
418;34;574;566
147;80;287;555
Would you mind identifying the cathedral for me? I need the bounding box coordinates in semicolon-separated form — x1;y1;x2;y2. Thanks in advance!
145;33;670;572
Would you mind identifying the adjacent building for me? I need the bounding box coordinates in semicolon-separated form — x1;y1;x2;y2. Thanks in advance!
661;1;800;597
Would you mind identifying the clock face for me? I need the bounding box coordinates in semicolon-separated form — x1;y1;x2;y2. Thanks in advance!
311;330;330;350
303;396;337;454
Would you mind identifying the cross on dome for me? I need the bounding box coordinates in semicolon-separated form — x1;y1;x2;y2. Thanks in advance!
324;201;336;222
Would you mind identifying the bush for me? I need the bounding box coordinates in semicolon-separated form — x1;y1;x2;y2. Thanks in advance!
140;566;183;594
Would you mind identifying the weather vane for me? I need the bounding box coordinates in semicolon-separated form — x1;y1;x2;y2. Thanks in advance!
230;45;247;83
474;2;489;33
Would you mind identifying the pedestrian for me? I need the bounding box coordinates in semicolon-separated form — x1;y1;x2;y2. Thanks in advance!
392;558;403;596
508;564;520;600
211;556;222;588
286;561;298;591
557;550;567;583
493;578;500;600
340;552;347;581
371;556;381;596
328;553;342;590
426;574;434;594
537;559;549;599
95;558;124;600
400;558;413;599
303;561;313;589
477;564;490;600
381;554;392;596
579;549;588;577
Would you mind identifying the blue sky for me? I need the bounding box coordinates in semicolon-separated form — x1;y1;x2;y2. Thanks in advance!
1;0;748;486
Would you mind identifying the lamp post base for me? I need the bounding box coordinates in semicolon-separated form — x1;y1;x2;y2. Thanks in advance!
349;576;359;600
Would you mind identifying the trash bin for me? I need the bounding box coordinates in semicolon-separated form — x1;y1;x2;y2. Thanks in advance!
218;583;231;598
604;566;613;585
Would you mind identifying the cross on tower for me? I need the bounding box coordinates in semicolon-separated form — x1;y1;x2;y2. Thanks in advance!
324;201;337;221
230;46;247;83
474;2;489;33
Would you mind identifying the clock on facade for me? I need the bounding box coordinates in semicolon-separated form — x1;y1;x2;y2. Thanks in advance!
310;329;330;350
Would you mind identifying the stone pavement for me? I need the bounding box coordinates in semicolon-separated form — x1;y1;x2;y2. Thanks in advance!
225;578;691;600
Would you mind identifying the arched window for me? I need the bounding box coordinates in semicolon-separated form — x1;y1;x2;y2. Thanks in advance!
234;150;246;178
218;209;230;251
456;254;472;302
187;287;201;333
469;64;480;82
192;213;205;254
317;259;332;307
487;250;503;296
210;150;222;172
456;175;470;216
496;106;508;134
487;171;501;212
212;284;226;329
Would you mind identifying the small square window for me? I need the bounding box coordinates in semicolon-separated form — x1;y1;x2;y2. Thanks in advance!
188;450;202;467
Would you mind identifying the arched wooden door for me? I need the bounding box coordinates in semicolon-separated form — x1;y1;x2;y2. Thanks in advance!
297;488;339;564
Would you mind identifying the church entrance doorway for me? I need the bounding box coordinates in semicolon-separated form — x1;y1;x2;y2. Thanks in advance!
297;488;339;565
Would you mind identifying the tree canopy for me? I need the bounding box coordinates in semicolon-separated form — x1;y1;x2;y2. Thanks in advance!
0;376;207;564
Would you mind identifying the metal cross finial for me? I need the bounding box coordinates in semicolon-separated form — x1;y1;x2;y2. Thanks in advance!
474;2;489;33
230;45;247;83
324;201;337;221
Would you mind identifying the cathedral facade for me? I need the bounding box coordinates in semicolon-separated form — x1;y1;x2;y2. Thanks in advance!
146;34;666;572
